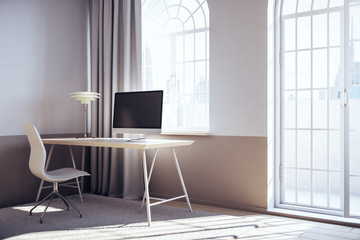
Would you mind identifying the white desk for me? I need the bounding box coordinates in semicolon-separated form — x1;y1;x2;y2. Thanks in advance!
40;137;194;226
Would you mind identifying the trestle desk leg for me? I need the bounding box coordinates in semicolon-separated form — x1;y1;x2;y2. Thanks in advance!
81;146;85;195
141;148;158;211
172;147;192;212
69;146;83;203
142;149;152;226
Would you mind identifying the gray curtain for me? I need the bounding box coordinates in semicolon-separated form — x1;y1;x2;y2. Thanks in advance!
88;0;143;199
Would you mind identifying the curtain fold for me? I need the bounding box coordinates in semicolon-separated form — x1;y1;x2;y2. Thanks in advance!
89;0;142;199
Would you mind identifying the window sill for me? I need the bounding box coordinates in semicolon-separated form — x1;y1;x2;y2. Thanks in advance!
268;206;360;227
161;129;210;136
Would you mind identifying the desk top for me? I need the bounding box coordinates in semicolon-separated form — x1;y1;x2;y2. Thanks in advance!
42;137;194;150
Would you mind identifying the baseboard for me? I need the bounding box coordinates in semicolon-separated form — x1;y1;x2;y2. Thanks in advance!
149;192;268;214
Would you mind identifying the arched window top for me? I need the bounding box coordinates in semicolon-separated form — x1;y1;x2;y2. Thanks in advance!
282;0;343;15
142;0;209;34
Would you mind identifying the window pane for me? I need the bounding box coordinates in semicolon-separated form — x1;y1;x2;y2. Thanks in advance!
182;0;201;14
298;169;311;205
284;130;296;168
313;90;328;128
349;131;360;176
176;62;184;90
284;91;296;128
297;16;311;49
297;130;311;168
176;35;184;62
195;61;206;94
184;18;194;30
178;6;191;21
313;49;328;88
329;0;343;8
298;0;312;13
284;168;296;203
184;62;194;94
349;91;360;130
350;4;360;40
329;171;341;209
297;51;311;89
167;5;179;18
183;95;195;126
284;18;296;51
329;47;341;88
350;176;360;216
313;14;328;48
282;0;297;15
329;88;341;129
297;91;311;128
313;0;329;10
329;12;341;46
313;130;328;170
195;32;206;60
313;170;328;207
193;8;205;29
184;34;194;61
329;130;341;171
284;52;296;89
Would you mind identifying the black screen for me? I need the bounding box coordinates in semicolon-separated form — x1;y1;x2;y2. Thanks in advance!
113;90;163;129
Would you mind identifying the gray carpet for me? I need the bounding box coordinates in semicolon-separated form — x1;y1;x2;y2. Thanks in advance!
0;194;257;240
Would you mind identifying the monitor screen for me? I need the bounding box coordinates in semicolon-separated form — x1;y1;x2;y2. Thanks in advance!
112;90;163;135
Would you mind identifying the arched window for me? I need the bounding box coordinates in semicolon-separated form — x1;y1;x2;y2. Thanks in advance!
275;0;360;219
142;0;209;134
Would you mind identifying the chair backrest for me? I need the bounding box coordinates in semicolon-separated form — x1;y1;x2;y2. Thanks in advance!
24;122;47;180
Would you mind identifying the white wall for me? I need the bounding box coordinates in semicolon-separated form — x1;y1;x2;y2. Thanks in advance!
209;0;267;137
0;0;88;136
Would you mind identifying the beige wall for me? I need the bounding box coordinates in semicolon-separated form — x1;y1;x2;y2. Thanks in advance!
147;135;267;211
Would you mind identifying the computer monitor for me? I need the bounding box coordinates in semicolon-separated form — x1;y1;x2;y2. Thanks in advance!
112;90;163;135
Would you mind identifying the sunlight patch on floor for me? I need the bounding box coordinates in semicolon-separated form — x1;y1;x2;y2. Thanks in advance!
12;205;65;213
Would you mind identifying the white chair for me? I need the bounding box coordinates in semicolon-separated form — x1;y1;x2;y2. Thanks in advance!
24;122;90;223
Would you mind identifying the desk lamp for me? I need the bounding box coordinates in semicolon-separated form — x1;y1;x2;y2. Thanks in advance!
70;91;100;138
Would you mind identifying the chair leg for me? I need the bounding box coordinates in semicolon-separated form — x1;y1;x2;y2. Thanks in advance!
40;193;55;223
57;192;70;211
30;190;55;216
55;192;82;218
30;182;82;223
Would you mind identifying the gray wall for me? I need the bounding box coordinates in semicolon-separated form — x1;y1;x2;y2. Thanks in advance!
0;0;268;213
0;0;88;136
0;0;88;208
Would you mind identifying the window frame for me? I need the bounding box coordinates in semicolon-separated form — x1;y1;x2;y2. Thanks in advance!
272;0;360;221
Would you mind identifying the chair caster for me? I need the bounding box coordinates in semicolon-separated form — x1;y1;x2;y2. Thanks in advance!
40;219;43;224
80;214;82;218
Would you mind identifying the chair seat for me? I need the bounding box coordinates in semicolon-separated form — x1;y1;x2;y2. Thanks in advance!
46;168;90;182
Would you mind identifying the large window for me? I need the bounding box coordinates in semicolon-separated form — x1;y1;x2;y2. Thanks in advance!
141;0;209;134
277;0;360;219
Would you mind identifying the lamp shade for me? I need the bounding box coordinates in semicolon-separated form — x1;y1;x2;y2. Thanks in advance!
70;92;100;104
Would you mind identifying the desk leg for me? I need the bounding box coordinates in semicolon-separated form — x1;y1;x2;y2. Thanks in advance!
141;149;158;211
142;149;152;226
81;146;85;193
172;147;192;212
69;146;83;203
36;145;55;202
